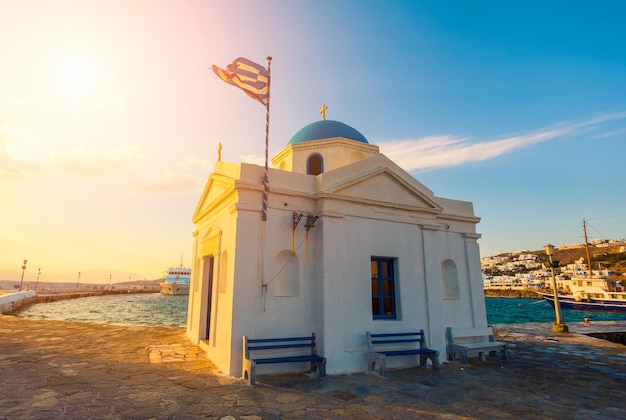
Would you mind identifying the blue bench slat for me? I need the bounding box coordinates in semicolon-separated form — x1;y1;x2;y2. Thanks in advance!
371;338;421;345
247;336;314;343
251;355;325;365
380;349;436;356
248;343;314;351
370;332;423;338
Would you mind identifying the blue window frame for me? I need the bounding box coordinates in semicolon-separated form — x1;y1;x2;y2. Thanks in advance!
371;257;396;319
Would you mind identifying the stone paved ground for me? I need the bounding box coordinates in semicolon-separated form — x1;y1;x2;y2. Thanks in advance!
1;316;626;419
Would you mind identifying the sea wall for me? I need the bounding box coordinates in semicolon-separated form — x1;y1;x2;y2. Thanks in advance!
0;291;37;315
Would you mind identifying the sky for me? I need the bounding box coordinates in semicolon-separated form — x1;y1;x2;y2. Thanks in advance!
1;1;625;283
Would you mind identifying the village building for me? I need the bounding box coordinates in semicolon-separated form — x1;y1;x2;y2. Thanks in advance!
186;115;487;377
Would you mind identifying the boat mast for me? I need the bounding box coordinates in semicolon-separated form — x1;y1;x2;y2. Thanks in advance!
583;218;593;279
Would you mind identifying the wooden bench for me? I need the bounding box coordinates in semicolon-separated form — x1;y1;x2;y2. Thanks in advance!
242;333;326;386
366;330;440;377
445;326;509;364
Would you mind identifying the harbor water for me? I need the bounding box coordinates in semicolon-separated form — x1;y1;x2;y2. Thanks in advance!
485;297;626;324
17;293;188;327
15;294;626;327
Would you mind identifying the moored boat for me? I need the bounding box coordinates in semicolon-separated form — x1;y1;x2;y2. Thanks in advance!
540;279;626;312
540;219;626;312
160;259;191;295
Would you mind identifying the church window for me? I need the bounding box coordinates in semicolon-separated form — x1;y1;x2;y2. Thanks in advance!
371;257;396;319
307;154;323;175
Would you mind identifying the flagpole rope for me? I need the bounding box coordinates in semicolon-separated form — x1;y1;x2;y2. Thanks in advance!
262;56;272;221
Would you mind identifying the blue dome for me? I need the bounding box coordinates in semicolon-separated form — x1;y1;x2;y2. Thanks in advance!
288;120;368;145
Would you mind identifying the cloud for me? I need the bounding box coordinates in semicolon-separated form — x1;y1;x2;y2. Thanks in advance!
240;154;264;166
0;135;29;185
177;156;214;171
592;127;626;139
379;112;626;173
131;170;205;194
2;112;147;183
50;143;146;178
0;114;43;186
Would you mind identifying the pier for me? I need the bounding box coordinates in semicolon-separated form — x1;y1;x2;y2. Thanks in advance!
1;316;625;418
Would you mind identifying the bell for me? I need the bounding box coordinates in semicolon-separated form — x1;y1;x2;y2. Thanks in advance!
304;214;319;231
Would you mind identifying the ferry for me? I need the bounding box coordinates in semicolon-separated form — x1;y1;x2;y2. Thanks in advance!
160;263;191;296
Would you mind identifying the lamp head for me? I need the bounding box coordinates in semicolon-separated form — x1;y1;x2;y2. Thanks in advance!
544;244;555;257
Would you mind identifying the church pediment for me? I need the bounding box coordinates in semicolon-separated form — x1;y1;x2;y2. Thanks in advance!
192;174;235;222
321;165;442;213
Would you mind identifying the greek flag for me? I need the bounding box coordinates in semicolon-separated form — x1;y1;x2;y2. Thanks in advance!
212;57;269;106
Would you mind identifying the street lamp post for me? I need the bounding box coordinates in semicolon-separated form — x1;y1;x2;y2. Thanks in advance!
19;259;28;291
77;272;81;289
35;268;41;290
544;244;568;333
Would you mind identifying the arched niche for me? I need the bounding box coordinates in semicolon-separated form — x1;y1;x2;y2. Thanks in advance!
441;259;460;300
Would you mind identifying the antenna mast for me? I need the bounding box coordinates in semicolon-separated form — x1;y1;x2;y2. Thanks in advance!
583;219;593;278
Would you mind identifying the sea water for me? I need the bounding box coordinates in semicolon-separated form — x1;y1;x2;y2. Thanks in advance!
18;293;188;327
486;297;626;324
16;294;626;327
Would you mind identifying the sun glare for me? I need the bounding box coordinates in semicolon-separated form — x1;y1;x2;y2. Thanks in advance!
57;54;99;98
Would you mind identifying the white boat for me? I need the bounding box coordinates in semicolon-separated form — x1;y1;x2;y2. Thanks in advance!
160;259;191;296
540;275;626;312
540;219;626;312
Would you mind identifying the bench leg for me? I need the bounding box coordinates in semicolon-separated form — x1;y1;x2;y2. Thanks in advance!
244;361;257;386
420;353;440;370
310;359;327;378
368;354;387;377
367;357;376;373
318;359;327;378
379;358;387;377
429;351;440;371
446;345;456;362
242;359;251;385
460;349;469;365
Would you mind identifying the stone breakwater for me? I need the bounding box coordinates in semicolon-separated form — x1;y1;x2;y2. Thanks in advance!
0;291;37;315
1;316;625;419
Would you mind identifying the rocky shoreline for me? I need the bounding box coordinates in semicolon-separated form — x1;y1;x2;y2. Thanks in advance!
483;288;543;299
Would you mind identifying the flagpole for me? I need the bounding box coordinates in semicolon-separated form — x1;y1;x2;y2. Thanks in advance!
262;56;272;221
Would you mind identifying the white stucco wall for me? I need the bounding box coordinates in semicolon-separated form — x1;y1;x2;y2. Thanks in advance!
188;143;486;378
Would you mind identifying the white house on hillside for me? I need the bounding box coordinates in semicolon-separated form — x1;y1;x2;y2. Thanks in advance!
186;117;487;377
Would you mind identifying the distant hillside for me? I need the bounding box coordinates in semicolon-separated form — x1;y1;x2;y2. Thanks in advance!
499;244;626;280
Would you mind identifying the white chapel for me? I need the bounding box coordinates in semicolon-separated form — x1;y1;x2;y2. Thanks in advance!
186;114;488;377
